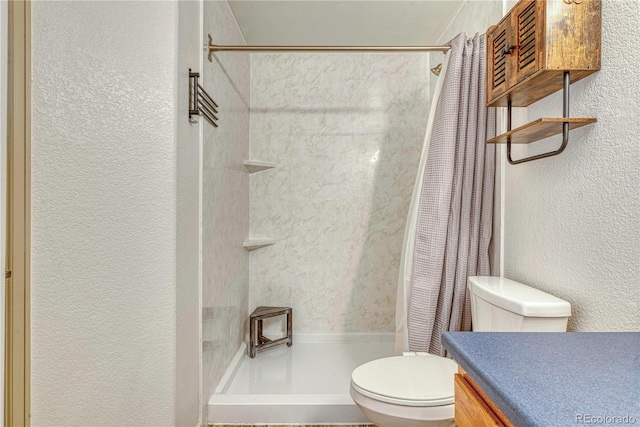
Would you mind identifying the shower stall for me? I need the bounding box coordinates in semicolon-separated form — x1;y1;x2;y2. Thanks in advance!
201;1;504;424
202;31;435;424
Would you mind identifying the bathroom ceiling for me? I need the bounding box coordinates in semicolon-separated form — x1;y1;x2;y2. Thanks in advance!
227;1;466;46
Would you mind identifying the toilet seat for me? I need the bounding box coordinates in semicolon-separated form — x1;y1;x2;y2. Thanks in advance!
350;355;457;407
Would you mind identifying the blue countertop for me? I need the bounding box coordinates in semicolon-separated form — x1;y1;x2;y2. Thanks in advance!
442;332;640;427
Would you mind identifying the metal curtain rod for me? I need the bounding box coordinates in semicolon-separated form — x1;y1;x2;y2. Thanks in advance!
206;35;450;61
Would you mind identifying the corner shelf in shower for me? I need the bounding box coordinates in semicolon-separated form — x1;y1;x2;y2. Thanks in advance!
244;160;276;174
243;239;276;251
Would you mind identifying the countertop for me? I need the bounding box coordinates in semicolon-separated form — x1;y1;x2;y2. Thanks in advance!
442;332;640;427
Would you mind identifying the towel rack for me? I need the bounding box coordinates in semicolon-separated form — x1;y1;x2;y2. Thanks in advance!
189;69;219;127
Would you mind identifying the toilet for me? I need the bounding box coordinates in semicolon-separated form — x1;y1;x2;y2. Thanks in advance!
350;276;572;427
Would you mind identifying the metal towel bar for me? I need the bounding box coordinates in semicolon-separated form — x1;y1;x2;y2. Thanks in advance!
189;69;219;128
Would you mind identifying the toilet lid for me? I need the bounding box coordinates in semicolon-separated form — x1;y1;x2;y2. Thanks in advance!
351;355;457;407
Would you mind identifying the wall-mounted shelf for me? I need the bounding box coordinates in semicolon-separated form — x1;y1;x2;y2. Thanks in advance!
244;160;276;174
486;0;601;164
243;239;276;251
488;117;597;144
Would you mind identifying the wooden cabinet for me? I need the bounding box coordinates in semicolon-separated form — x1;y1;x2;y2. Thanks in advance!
454;368;515;427
486;0;601;107
487;18;510;102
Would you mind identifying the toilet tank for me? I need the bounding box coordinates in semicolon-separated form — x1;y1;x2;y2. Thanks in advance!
468;276;571;332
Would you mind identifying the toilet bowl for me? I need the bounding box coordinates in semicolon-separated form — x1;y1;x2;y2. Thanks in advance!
349;354;457;427
350;276;572;426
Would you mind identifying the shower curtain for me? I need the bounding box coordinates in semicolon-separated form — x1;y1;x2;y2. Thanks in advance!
396;33;496;355
394;53;450;355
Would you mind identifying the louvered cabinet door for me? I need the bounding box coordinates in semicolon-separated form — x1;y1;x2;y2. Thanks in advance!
510;0;543;86
487;20;510;105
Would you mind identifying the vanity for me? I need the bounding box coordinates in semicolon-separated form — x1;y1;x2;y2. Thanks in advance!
442;332;640;427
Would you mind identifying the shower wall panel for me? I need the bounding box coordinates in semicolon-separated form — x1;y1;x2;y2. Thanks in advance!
202;0;250;419
249;54;430;333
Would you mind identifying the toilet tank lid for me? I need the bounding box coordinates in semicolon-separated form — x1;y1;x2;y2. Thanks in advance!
468;276;571;317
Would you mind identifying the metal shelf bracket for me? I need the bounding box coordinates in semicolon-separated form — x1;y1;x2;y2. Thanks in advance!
507;71;571;164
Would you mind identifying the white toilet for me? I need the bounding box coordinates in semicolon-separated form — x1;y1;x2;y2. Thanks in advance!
350;276;572;427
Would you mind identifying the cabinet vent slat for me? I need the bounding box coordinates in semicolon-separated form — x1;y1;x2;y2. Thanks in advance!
520;6;536;27
520;24;535;41
519;31;535;48
492;28;508;89
517;2;536;71
519;17;536;36
520;36;536;50
519;48;536;66
520;48;535;62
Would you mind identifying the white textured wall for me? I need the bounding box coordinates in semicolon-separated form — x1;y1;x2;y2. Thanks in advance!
176;1;202;425
249;53;430;332
31;1;201;425
201;0;250;421
503;0;640;331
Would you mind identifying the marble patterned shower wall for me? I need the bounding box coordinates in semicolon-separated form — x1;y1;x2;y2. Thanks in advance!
249;53;431;333
202;0;250;420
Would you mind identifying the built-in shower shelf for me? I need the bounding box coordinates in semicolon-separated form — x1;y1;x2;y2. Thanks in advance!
243;239;276;251
244;160;276;174
487;118;597;145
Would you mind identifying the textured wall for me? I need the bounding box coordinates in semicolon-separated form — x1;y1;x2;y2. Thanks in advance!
249;53;430;332
201;0;250;421
504;0;640;331
176;1;202;425
31;2;184;425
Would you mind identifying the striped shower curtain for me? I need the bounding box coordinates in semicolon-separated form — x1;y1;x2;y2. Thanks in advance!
406;33;496;355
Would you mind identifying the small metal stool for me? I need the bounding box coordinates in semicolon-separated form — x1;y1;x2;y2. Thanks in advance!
249;306;292;358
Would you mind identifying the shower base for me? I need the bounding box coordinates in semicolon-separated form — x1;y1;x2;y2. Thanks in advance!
208;333;394;424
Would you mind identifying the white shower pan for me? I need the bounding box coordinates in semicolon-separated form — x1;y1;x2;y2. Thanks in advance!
208;333;394;424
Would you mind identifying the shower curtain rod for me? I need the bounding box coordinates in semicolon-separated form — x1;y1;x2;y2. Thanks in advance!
206;35;450;61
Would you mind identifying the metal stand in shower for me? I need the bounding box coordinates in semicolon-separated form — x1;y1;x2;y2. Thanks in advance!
249;306;293;358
